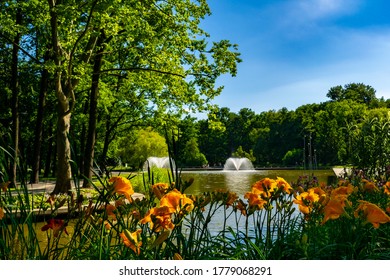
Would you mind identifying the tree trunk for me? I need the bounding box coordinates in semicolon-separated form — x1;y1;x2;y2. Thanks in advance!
82;32;105;188
47;0;101;192
30;52;49;183
48;0;73;194
101;118;112;166
53;107;72;194
78;99;89;177
101;112;126;166
10;9;22;187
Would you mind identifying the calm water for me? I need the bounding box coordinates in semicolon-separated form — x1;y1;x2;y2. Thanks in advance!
181;169;336;195
180;169;336;236
28;169;336;245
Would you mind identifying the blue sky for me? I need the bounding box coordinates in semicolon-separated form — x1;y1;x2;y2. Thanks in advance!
200;0;390;114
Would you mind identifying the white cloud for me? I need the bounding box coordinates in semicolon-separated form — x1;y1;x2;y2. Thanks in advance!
265;0;362;38
298;0;359;20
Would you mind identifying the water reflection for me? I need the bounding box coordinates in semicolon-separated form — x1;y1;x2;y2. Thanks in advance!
182;169;336;195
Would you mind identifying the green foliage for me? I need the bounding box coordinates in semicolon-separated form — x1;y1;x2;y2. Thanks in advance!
282;148;302;166
253;108;302;166
327;83;378;105
0;0;242;190
116;127;168;169
181;138;208;167
232;146;256;162
345;112;390;178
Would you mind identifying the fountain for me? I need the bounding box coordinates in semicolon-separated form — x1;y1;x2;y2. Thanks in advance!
143;156;175;170
223;157;254;171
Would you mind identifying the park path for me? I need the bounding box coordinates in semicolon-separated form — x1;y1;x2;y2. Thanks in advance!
18;180;144;200
8;180;143;218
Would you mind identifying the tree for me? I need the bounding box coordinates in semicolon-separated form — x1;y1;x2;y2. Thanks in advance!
116;127;168;169
82;29;107;188
313;100;367;165
226;108;257;155
181;138;208;167
282;148;302;166
253;108;302;166
198;107;230;166
0;1;24;186
327;83;377;105
40;0;241;193
232;146;255;162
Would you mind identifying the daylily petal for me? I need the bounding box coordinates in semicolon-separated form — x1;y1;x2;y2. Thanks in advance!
276;177;293;194
121;229;142;255
321;195;349;225
160;189;194;213
109;176;134;201
244;192;268;209
140;206;174;232
355;200;390;228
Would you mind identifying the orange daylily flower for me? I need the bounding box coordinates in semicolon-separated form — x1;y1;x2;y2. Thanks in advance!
109;176;134;202
120;229;142;255
225;191;239;207
41;219;69;237
293;188;320;215
337;179;350;187
235;199;247;216
160;189;194;214
152;183;170;199
362;179;379;192
354;200;390;228
103;220;111;230
383;182;390;196
251;178;278;196
105;204;117;220
140;206;175;232
244;192;268;210
0;207;4;220
275;177;293;194
321;195;350;225
331;185;354;197
312;187;327;204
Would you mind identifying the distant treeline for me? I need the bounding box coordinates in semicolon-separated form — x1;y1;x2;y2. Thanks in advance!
176;83;390;178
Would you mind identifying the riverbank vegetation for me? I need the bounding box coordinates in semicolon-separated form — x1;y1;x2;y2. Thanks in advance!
1;163;390;259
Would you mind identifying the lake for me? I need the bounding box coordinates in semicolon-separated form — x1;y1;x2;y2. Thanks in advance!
181;169;336;195
23;168;336;248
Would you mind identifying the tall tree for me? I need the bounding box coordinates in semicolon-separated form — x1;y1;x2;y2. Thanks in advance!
46;0;240;193
82;30;107;188
327;83;377;105
10;8;22;186
30;50;50;183
47;0;80;193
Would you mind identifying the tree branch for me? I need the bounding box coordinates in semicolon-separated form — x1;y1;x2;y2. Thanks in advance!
0;32;41;64
99;67;185;78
